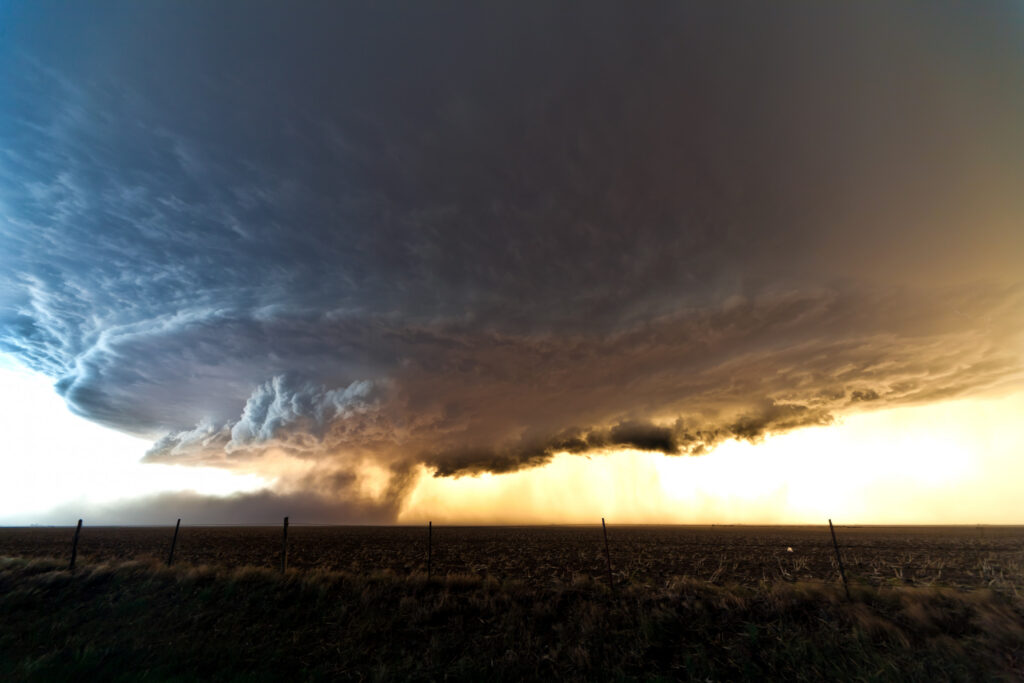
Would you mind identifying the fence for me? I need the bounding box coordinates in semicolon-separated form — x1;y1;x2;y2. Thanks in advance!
7;518;1020;594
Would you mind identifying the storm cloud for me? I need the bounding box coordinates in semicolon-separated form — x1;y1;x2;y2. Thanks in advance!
1;2;1023;518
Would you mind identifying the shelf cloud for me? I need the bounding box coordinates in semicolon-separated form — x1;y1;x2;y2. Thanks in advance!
2;2;1022;520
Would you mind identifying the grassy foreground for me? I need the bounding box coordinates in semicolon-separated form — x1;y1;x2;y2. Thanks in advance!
1;556;1022;681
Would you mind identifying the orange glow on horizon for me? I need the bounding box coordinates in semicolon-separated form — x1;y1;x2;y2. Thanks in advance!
397;392;1024;526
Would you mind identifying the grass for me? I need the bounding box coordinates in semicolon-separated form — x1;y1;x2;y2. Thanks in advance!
4;525;1022;590
1;556;1022;681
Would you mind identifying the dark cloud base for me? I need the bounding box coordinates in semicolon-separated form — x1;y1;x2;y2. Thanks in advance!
422;404;834;478
140;285;1023;484
1;3;1022;522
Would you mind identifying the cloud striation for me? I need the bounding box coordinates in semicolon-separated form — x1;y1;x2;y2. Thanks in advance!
1;2;1023;520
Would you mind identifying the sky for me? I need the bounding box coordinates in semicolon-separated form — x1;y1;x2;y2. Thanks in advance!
1;2;1022;525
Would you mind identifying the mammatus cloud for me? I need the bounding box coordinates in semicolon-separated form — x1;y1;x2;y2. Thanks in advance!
1;3;1023;521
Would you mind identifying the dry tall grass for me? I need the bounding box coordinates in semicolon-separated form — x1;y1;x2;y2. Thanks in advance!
2;555;1022;681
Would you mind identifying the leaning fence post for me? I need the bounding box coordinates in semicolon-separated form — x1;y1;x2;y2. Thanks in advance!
602;517;614;592
829;519;850;600
427;521;432;580
69;519;82;571
281;516;289;573
167;518;181;567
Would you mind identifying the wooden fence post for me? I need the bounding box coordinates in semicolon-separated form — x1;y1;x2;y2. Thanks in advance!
281;516;289;573
69;519;82;571
167;518;181;567
427;521;432;580
829;519;850;600
602;517;614;592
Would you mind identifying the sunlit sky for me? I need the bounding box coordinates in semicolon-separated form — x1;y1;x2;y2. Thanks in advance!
401;390;1024;526
3;357;1022;525
0;359;267;523
1;3;1022;525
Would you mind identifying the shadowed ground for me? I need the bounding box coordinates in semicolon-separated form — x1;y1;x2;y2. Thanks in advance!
1;555;1022;681
2;525;1022;590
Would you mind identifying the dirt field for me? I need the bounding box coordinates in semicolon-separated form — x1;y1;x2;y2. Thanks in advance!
1;524;1022;590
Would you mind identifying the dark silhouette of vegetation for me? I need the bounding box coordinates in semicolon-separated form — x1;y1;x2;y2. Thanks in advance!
1;556;1022;681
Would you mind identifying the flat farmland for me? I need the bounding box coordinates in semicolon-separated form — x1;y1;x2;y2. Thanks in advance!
2;524;1022;590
